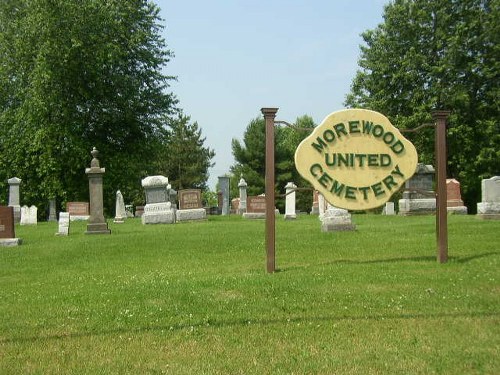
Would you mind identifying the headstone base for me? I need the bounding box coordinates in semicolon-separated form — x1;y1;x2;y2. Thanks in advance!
85;223;111;234
70;215;90;221
0;238;22;246
142;203;175;224
284;213;297;220
447;206;468;215
398;198;436;215
243;212;265;220
477;213;500;220
113;216;125;224
176;208;206;222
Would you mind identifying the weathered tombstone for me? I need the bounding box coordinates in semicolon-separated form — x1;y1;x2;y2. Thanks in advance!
85;147;111;234
217;191;223;214
48;198;57;222
20;205;37;225
310;190;319;215
113;190;126;223
238;177;247;214
125;205;134;218
398;164;436;215
0;206;22;246
141;175;175;224
321;203;356;232
231;198;240;213
284;182;297;220
56;212;70;236
318;193;327;220
218;176;230;215
176;189;206;222
243;195;267;219
7;177;21;223
67;202;90;221
446;179;467;214
134;205;144;217
477;176;500;219
382;202;395;215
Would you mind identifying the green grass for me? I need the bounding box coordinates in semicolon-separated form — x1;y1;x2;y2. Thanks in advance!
0;214;499;374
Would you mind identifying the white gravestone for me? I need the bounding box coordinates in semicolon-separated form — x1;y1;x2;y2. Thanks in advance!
20;205;37;225
141;175;175;224
477;176;500;219
238;177;247;214
56;212;70;236
321;203;355;232
113;190;127;223
284;182;297;220
382;202;395;215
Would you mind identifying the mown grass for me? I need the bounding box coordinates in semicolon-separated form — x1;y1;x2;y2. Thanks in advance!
0;214;499;374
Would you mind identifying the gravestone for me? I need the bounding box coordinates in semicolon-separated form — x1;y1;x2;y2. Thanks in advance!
446;179;467;214
231;198;240;213
67;202;90;221
321;203;355;232
134;205;144;217
284;182;297;220
238;177;248;214
318;193;327;220
398;163;436;215
176;189;206;222
48;198;57;222
141;175;175;224
477;176;500;219
310;190;319;215
20;205;37;225
243;195;266;219
113;190;126;223
56;212;70;236
125;205;134;218
85;147;111;234
218;176;230;215
7;177;21;223
0;206;22;246
382;202;395;215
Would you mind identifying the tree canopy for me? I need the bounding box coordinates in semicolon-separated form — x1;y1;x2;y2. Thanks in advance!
345;0;499;210
0;0;214;216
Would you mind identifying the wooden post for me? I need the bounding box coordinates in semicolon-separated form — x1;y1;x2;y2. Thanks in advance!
262;107;278;273
432;110;450;263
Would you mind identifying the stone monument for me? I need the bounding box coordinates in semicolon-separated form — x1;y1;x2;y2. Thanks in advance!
141;175;175;224
56;212;70;236
446;179;467;214
113;190;127;223
398;163;436;215
67;202;90;221
20;205;37;225
85;147;111;234
7;177;21;223
284;182;297;220
477;176;500;219
218;176;230;215
48;198;57;222
321;203;355;232
176;189;206;222
238;176;247;214
0;206;22;246
310;190;319;215
382;202;395;215
243;195;267;219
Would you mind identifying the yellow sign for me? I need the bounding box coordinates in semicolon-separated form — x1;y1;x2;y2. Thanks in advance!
295;109;418;210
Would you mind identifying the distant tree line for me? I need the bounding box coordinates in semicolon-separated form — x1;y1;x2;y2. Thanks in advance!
0;0;214;217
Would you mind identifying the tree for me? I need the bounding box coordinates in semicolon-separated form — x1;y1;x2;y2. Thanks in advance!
230;115;315;212
158;114;215;191
0;0;177;215
345;0;499;211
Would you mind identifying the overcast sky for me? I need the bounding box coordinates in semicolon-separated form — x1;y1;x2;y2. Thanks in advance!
155;0;388;190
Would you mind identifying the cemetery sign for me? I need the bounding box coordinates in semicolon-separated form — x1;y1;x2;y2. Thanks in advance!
295;109;418;210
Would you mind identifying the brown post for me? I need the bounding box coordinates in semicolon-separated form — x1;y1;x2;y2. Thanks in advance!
432;110;451;263
262;107;279;273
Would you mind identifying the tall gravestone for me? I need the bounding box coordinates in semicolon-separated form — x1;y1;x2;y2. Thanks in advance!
398;163;436;215
310;190;319;215
284;182;297;220
0;206;22;246
218;176;230;215
113;190;126;223
7;177;21;223
141;175;175;224
477;176;500;220
446;179;467;214
48;198;57;222
85;147;111;234
238;176;248;214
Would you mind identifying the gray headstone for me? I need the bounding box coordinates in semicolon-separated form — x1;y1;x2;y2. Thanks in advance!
141;175;175;224
218;176;230;215
7;177;21;223
238;176;247;214
85;147;111;234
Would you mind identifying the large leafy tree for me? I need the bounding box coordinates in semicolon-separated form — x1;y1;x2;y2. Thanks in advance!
0;0;177;215
158;114;215;191
345;0;499;211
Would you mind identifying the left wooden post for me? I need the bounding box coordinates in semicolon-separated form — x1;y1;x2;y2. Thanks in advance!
262;107;278;273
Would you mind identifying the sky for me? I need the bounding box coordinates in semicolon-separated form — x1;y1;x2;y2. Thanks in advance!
155;0;388;190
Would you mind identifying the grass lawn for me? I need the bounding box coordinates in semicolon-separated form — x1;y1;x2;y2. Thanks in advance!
0;214;499;374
